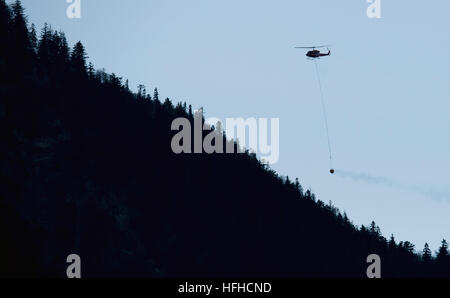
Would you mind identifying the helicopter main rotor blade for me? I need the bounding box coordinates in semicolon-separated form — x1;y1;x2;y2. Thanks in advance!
295;45;332;49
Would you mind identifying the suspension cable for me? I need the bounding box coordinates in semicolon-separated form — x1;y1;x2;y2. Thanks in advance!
314;60;333;168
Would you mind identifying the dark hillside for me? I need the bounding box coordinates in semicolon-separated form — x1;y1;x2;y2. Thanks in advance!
1;0;449;278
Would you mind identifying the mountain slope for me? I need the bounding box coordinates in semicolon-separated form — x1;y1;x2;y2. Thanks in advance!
1;0;449;278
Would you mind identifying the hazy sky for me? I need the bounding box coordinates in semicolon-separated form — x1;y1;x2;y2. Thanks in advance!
13;0;450;251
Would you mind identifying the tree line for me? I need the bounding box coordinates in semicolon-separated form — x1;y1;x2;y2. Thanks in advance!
0;0;449;277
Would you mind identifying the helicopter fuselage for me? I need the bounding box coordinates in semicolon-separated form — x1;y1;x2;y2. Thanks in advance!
306;49;331;58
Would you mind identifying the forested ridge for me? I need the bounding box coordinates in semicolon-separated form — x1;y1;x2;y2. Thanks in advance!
1;0;449;278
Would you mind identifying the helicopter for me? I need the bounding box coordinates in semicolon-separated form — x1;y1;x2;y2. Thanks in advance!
295;44;334;175
295;45;331;59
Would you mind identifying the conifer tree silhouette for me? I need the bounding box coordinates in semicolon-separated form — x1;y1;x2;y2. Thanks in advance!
1;0;449;278
422;243;432;263
437;239;448;261
71;41;88;76
9;0;32;79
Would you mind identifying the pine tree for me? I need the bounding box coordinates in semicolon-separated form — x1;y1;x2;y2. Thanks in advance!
37;23;53;73
285;176;291;185
54;31;70;74
153;88;159;102
137;84;146;100
0;0;12;79
342;212;351;226
87;62;95;79
57;32;69;60
294;178;302;195
71;41;88;76
403;241;415;255
388;234;396;249
422;243;432;262
188;104;193;118
109;73;122;88
29;23;37;54
360;225;367;234
38;23;50;55
10;0;32;78
0;0;11;38
10;1;29;48
437;239;448;261
369;221;381;236
163;98;173;111
305;189;313;201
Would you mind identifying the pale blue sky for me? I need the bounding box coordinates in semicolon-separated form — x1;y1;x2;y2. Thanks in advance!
13;0;450;252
